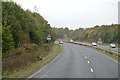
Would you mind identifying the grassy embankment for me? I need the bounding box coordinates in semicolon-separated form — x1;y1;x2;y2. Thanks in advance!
67;42;120;60
2;43;61;78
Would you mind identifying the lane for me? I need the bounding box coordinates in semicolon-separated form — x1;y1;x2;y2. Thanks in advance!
74;43;118;78
45;44;95;78
98;45;119;52
31;43;94;78
29;42;118;78
74;41;120;52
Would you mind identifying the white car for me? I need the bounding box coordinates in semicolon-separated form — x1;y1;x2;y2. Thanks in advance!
59;41;63;44
92;42;97;46
70;40;74;42
110;43;116;48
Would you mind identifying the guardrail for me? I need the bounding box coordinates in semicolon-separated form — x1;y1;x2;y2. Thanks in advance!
68;41;120;57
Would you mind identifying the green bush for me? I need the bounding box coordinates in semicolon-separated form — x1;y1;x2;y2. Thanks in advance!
2;26;15;52
2;2;56;53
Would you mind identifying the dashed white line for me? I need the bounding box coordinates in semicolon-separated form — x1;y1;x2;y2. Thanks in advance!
87;61;90;63
90;68;94;72
85;56;87;59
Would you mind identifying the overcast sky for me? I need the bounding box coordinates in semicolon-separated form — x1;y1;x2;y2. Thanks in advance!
13;0;119;30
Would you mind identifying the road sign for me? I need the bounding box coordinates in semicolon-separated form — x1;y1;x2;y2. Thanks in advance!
97;41;102;44
97;37;102;44
47;34;51;40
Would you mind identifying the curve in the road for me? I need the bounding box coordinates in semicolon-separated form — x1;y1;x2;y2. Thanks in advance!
28;42;118;78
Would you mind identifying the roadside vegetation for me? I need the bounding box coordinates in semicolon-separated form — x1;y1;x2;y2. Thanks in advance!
3;44;61;78
2;1;119;79
2;2;56;54
53;24;119;44
2;2;58;79
53;23;120;59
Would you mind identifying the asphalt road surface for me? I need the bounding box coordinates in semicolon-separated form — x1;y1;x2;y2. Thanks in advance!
74;42;120;52
98;45;119;52
29;42;118;78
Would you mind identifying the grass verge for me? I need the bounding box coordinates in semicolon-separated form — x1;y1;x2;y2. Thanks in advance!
3;44;61;78
67;42;120;60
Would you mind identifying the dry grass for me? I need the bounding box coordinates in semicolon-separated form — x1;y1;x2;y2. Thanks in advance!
2;43;61;78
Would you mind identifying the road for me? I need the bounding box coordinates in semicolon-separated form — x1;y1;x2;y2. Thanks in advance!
74;42;120;52
28;42;118;78
99;45;119;52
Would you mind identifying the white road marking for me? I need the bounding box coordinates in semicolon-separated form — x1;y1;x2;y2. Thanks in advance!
40;56;63;78
41;74;47;78
85;56;87;59
41;75;44;78
97;51;120;64
71;42;120;64
87;61;90;64
90;68;94;72
28;51;62;78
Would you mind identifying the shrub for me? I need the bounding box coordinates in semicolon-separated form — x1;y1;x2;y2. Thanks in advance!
3;48;25;59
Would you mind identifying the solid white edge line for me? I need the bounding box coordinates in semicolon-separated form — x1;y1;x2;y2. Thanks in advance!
41;75;45;78
40;56;62;78
41;74;47;78
28;50;62;78
97;51;120;64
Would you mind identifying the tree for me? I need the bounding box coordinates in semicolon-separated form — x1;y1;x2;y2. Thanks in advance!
2;26;14;52
53;24;119;44
2;2;56;52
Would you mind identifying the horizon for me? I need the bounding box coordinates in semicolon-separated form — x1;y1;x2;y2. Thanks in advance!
53;24;118;30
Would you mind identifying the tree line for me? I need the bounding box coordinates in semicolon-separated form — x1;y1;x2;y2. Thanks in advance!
53;24;119;44
2;2;120;53
2;2;57;75
2;2;56;53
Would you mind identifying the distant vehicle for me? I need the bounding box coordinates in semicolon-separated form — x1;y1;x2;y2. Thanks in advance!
59;41;63;44
110;43;116;48
92;42;97;46
70;40;74;42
